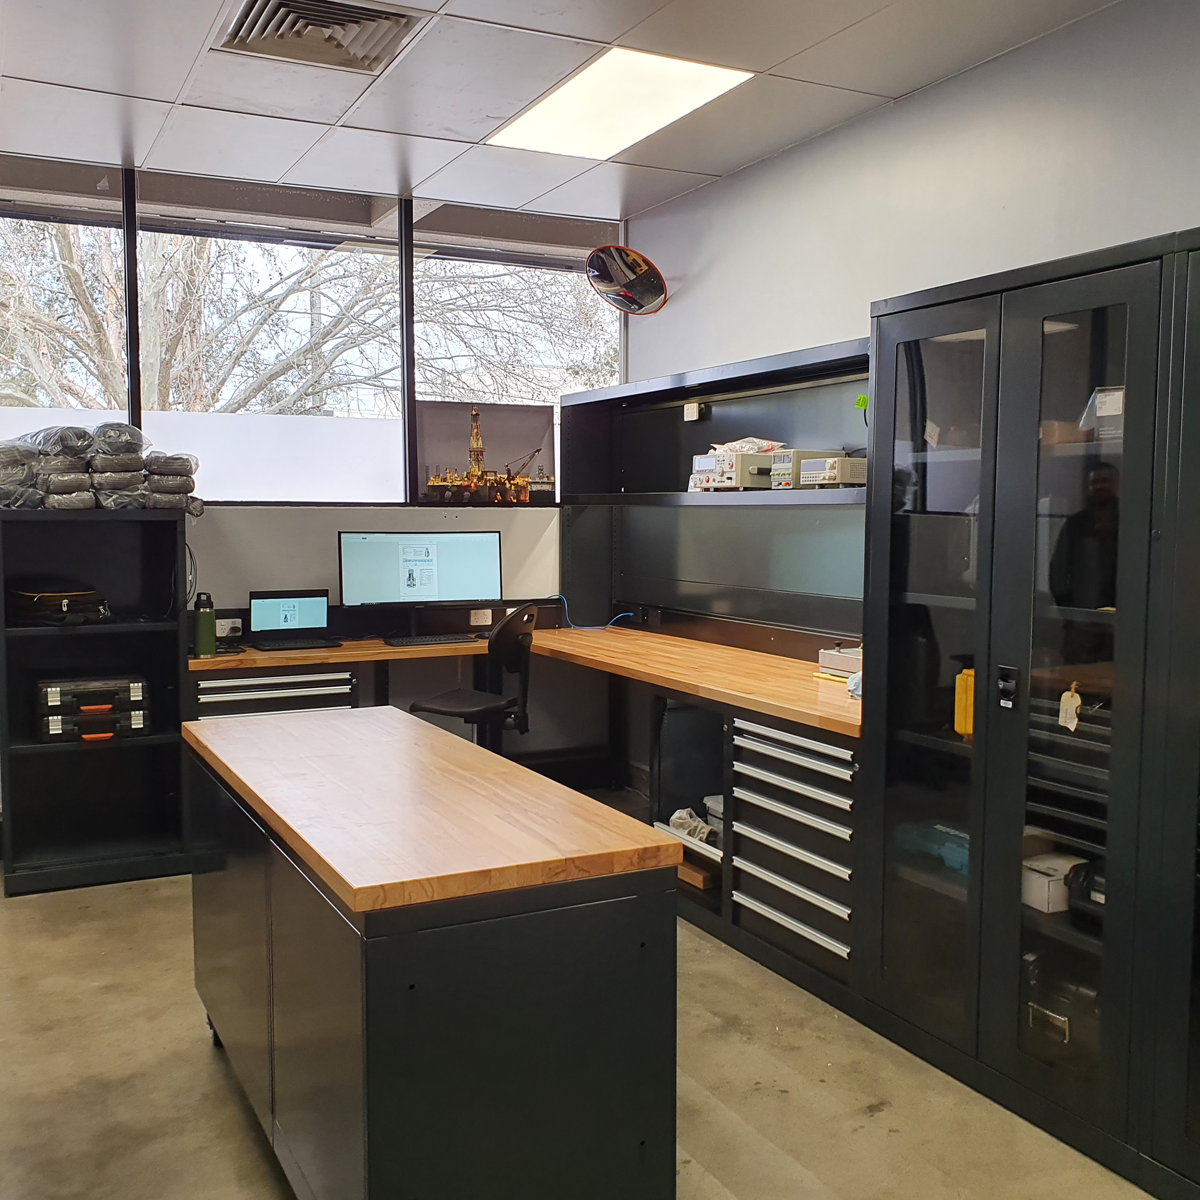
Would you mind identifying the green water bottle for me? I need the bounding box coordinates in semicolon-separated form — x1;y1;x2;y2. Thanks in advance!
194;592;217;659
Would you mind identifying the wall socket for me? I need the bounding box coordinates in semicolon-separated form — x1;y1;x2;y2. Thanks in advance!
469;608;493;626
215;618;242;639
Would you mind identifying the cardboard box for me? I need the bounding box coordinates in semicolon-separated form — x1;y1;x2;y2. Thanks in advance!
1022;853;1086;913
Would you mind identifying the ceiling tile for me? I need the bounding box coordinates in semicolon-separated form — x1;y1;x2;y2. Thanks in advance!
526;161;713;219
0;78;170;166
143;107;328;183
283;128;468;195
772;0;1115;99
1;0;225;102
616;74;885;176
415;145;596;209
346;16;598;142
183;50;374;124
617;0;891;72
441;0;668;42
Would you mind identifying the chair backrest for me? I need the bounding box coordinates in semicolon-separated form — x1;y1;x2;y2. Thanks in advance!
484;604;536;723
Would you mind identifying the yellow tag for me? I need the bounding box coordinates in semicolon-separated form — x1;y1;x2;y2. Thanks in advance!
1058;689;1082;732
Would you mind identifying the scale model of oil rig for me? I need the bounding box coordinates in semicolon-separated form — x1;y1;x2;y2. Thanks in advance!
423;406;556;505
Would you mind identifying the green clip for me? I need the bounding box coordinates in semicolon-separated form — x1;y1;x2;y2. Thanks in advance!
855;393;869;411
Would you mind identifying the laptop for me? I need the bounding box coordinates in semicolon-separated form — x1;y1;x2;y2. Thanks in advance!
247;589;342;651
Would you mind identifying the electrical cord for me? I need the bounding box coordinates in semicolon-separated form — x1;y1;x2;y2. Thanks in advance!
186;544;198;604
549;594;633;630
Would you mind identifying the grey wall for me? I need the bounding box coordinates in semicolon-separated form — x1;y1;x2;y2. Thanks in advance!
186;505;559;608
626;0;1199;378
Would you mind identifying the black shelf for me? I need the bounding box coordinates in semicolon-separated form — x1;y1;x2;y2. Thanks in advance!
893;728;973;758
1021;906;1104;957
562;489;866;507
0;509;183;522
11;833;186;871
6;620;179;638
9;732;180;756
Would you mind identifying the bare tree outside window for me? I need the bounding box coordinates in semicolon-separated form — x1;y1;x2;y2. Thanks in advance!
0;217;619;421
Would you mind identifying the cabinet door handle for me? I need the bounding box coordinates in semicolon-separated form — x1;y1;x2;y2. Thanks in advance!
1027;1002;1070;1044
997;666;1019;709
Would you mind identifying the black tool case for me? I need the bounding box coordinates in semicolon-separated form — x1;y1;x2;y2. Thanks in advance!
35;676;149;714
38;710;151;743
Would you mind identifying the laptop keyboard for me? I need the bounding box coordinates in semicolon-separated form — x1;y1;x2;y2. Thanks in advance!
248;638;343;651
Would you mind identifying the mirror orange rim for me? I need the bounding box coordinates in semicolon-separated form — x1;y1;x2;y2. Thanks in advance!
585;244;668;315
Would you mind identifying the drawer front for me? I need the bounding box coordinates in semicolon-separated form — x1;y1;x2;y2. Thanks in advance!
195;671;357;719
730;717;857;977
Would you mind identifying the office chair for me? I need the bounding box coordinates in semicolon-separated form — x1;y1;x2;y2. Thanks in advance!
409;604;537;753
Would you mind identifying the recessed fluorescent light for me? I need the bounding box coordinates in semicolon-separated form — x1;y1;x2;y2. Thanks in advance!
487;47;752;161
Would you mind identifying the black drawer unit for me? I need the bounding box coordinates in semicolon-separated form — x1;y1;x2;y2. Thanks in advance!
729;717;856;980
195;670;357;719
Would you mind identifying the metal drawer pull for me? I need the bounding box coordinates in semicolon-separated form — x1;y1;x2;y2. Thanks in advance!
198;706;351;721
733;760;852;811
733;821;851;881
733;718;854;762
198;685;353;703
1027;1002;1070;1044
198;672;352;690
653;821;722;863
733;734;854;782
734;891;851;959
734;856;850;920
734;787;851;841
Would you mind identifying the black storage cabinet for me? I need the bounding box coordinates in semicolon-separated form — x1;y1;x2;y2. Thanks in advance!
0;510;190;895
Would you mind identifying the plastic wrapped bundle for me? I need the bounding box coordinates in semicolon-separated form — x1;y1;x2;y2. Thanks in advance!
45;491;96;510
145;451;198;477
30;426;95;458
91;452;145;473
0;440;39;471
96;486;149;510
148;474;195;495
37;454;89;475
0;463;34;488
0;484;42;509
91;422;147;457
91;471;145;491
37;472;91;495
145;492;189;509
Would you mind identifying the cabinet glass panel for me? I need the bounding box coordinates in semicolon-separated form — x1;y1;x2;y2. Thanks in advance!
1017;305;1126;1083
882;330;986;1043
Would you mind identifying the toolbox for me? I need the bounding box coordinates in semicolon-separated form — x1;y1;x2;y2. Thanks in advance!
35;676;149;714
39;709;150;743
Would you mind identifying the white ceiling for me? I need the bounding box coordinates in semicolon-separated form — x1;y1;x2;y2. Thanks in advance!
0;0;1121;221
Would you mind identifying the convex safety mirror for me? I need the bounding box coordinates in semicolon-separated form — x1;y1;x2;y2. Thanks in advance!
585;245;667;315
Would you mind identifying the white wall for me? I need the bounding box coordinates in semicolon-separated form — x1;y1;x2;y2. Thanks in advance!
626;0;1200;378
186;505;559;608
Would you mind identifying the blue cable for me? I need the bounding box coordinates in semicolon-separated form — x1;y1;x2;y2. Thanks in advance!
550;594;633;631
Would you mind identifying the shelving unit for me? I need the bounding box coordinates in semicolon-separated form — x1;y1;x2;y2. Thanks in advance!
562;489;865;507
0;510;191;895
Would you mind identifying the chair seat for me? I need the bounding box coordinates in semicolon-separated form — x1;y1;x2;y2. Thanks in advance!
410;688;516;722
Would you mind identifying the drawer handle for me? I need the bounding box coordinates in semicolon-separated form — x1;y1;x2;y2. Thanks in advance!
1028;1002;1070;1044
198;685;353;703
734;891;851;959
197;672;353;690
733;760;851;811
734;734;854;782
653;821;721;863
733;718;854;762
733;786;852;842
733;821;851;881
734;856;850;920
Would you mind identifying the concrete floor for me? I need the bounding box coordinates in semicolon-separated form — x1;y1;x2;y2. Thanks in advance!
0;876;1150;1200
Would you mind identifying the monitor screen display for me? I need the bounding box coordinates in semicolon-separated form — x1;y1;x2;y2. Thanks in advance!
339;531;502;606
249;592;329;633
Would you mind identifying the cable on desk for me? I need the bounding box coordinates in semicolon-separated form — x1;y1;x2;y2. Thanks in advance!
549;594;633;631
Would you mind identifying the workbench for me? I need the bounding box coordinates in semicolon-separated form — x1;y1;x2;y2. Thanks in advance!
186;706;680;1200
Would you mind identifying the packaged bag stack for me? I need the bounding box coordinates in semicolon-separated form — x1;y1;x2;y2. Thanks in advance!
0;439;42;508
32;427;96;510
146;452;203;516
89;422;149;510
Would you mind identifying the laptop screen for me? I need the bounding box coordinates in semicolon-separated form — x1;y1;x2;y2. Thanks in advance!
249;591;329;634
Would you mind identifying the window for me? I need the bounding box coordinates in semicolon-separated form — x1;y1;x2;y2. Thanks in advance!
0;213;128;437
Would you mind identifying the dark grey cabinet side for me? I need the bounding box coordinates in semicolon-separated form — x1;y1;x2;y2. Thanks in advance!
270;844;366;1200
189;755;273;1135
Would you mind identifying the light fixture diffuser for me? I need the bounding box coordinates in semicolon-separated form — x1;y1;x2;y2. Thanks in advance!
487;47;752;161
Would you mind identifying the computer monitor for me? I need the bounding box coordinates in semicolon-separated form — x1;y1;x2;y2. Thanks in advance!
338;531;502;607
249;589;330;636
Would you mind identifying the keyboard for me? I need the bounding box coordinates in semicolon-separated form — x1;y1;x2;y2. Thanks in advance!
248;638;344;651
383;633;483;648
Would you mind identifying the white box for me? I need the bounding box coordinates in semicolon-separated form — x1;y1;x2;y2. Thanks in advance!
1021;853;1086;913
818;645;862;674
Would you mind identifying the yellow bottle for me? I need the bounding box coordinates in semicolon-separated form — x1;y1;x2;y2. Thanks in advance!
954;668;975;738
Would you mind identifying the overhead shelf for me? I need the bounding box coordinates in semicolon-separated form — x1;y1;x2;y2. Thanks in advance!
563;489;866;507
7;620;179;638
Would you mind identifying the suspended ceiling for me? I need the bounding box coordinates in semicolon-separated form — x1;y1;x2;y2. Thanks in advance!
0;0;1122;221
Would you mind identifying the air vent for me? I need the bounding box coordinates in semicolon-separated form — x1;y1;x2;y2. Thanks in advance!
222;0;419;73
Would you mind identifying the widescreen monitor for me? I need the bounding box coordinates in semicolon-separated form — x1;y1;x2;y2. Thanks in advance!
339;531;502;607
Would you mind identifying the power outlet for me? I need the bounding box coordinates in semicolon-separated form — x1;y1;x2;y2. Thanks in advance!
469;608;493;626
216;618;242;639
